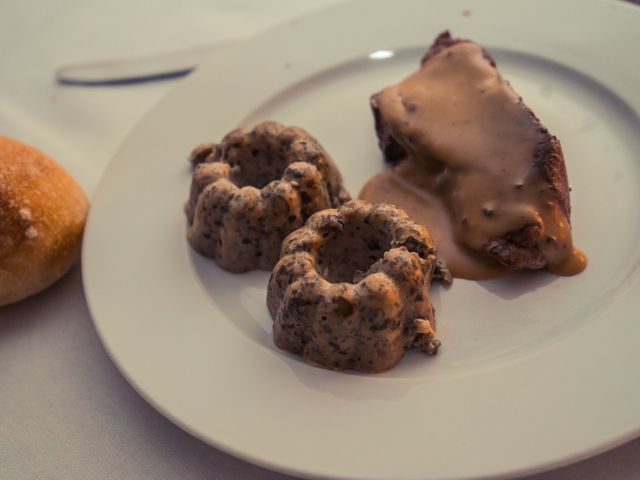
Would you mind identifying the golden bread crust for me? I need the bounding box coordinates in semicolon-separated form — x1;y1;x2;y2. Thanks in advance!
0;136;88;306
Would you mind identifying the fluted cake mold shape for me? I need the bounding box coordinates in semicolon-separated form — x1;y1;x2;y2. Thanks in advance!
267;200;450;373
185;121;350;272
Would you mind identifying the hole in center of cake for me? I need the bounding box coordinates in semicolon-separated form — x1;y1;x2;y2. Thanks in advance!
316;220;391;284
228;142;290;189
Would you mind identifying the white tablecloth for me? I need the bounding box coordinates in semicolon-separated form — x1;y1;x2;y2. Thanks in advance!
1;1;639;478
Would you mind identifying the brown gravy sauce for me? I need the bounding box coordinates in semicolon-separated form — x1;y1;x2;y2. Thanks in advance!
361;162;508;280
360;42;586;280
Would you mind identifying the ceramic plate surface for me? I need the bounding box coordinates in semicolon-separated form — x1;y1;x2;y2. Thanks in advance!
83;1;640;478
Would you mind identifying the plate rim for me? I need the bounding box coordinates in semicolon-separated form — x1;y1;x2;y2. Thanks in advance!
82;1;640;479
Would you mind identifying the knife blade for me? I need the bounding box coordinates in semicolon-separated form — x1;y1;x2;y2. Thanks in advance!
56;41;235;86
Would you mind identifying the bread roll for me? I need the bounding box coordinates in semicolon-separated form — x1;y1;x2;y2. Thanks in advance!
0;135;88;306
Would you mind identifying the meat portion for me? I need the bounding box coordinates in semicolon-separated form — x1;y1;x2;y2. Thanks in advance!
368;31;585;276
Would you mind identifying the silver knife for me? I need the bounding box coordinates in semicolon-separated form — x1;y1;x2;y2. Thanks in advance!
56;41;235;86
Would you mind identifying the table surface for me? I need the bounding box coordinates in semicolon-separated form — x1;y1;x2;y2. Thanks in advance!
1;1;639;479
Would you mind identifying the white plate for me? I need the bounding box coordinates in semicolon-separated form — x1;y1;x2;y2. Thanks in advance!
82;1;640;479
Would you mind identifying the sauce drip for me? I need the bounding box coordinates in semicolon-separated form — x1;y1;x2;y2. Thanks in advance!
360;41;586;279
360;162;508;280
